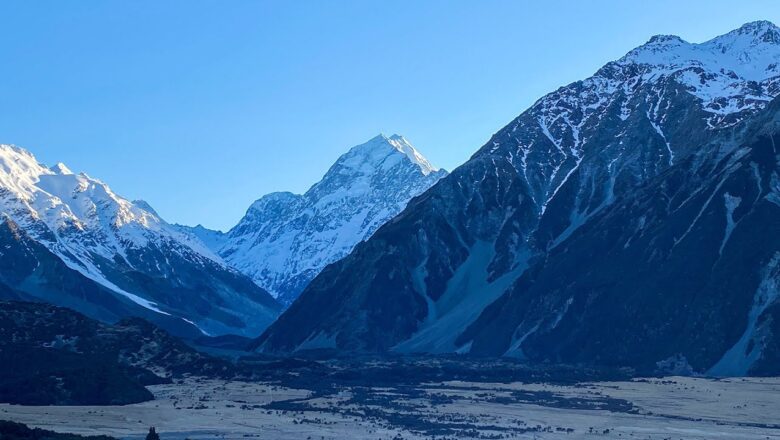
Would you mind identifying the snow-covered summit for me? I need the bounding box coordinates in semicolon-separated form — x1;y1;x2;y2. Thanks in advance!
722;20;780;44
0;144;177;250
387;134;440;175
191;134;447;305
50;162;73;175
618;20;780;81
494;21;780;210
331;133;440;178
0;143;280;336
0;144;51;198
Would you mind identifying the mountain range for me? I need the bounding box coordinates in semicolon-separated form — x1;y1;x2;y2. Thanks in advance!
178;134;447;305
254;21;780;375
2;21;779;377
0;147;280;338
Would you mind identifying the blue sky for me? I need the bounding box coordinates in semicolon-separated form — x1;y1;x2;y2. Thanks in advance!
1;1;778;230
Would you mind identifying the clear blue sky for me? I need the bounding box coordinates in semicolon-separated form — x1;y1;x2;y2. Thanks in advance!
1;1;778;230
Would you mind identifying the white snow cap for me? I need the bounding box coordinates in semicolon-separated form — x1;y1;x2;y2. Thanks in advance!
213;133;446;302
351;134;440;176
50;162;73;175
619;20;780;81
386;134;439;175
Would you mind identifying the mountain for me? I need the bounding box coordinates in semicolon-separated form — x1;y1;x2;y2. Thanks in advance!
459;96;780;376
180;134;447;305
0;300;243;405
254;21;780;374
0;145;280;337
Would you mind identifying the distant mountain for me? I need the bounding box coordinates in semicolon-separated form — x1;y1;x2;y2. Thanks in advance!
255;21;780;375
179;134;446;305
0;300;237;405
0;146;280;337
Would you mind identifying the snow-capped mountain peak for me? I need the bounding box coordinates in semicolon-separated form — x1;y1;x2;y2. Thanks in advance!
729;20;780;43
50;162;73;175
502;20;780;212
387;134;440;175
0;143;200;259
0;143;280;337
629;21;780;62
332;133;439;179
255;21;780;365
618;20;780;79
190;134;447;306
0;144;52;200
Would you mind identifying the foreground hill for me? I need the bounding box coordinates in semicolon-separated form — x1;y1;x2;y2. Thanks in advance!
0;301;240;405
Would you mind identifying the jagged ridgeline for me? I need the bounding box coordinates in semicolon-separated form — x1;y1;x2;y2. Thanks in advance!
256;21;780;375
0;147;281;338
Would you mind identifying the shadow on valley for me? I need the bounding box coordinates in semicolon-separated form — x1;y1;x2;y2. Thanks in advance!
5;300;780;439
0;421;117;440
1;300;632;406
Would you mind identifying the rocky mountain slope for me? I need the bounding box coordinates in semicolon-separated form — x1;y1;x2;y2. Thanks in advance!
0;146;280;337
459;96;780;376
254;21;780;375
180;134;446;305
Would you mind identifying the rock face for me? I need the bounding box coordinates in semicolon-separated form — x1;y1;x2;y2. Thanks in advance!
180;134;447;306
0;146;280;337
460;98;780;376
255;21;780;375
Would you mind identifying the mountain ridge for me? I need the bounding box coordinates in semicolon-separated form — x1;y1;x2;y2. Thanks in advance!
0;144;280;337
254;21;780;375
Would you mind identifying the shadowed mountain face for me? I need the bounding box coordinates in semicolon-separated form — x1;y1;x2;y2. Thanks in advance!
255;22;780;374
179;134;446;306
0;146;280;338
0;300;241;405
0;218;204;338
460;98;780;376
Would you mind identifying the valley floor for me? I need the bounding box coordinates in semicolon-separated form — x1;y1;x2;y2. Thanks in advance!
1;376;779;439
